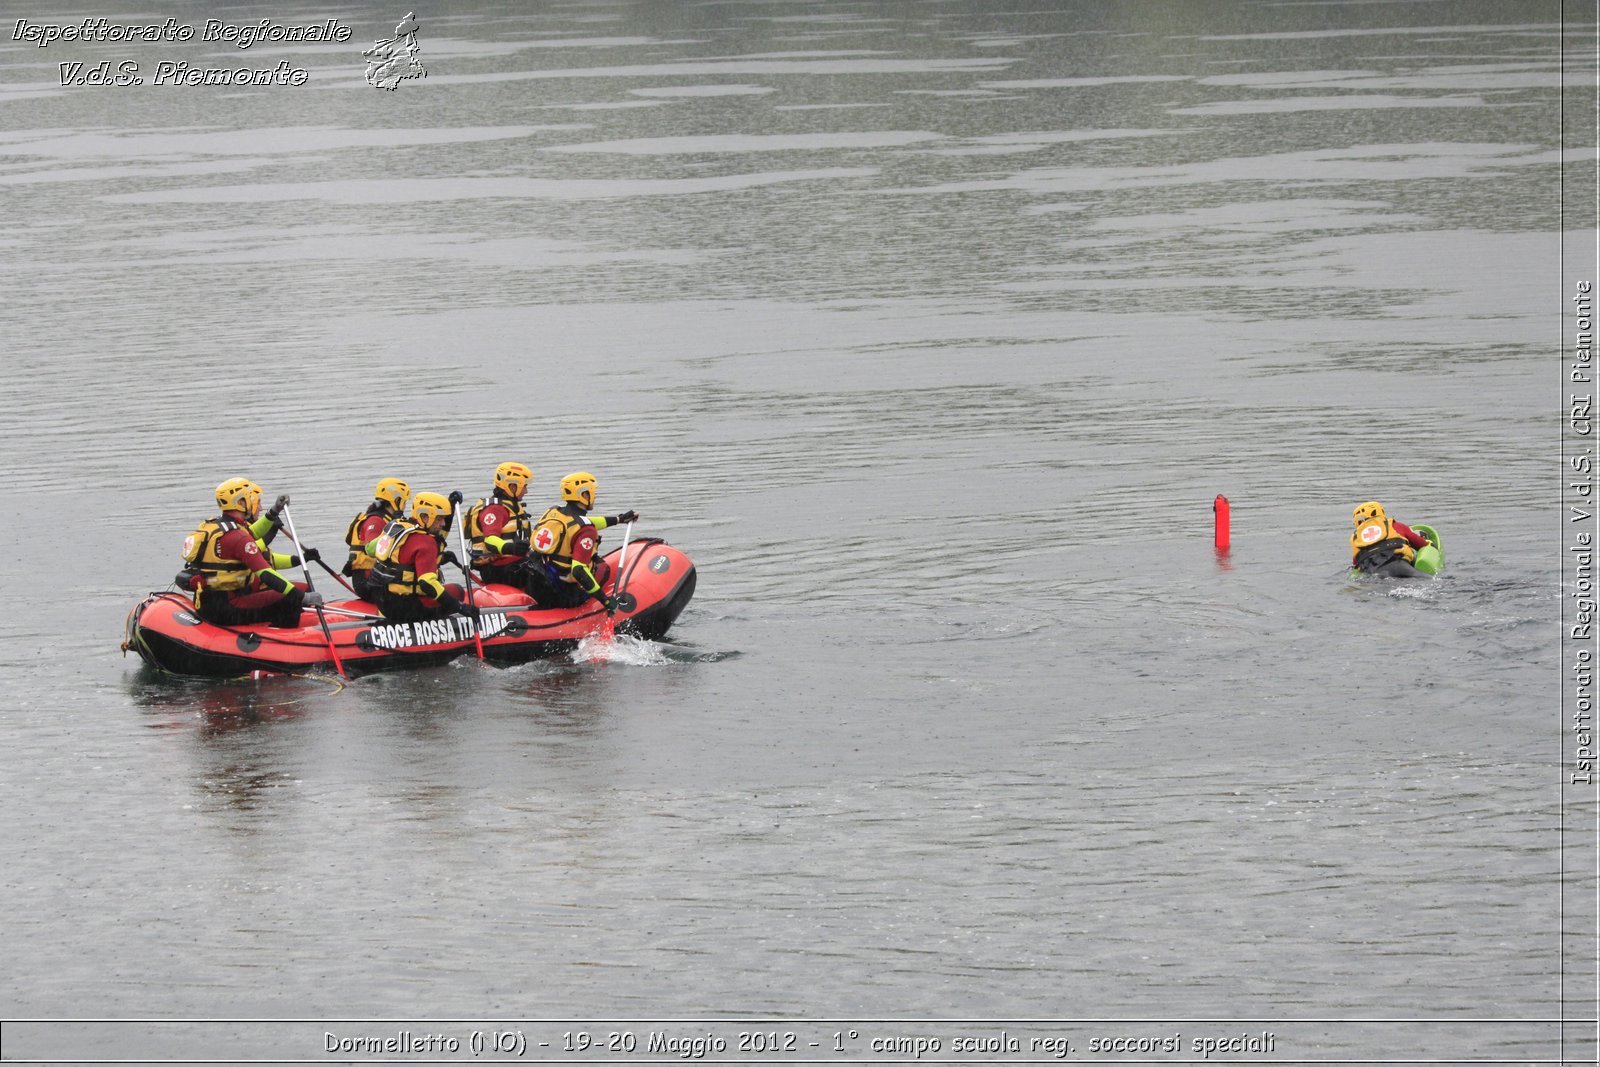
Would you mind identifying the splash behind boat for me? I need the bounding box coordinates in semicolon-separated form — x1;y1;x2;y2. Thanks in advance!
123;540;695;678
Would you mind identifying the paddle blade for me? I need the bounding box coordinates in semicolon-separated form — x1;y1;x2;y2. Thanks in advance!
579;605;616;663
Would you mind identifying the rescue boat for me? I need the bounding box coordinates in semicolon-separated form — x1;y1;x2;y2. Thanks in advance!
123;540;696;678
1350;523;1444;579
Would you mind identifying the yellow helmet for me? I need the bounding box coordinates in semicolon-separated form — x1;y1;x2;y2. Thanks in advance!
495;462;532;500
412;491;453;528
215;477;262;518
374;477;411;513
1353;501;1386;526
560;471;597;509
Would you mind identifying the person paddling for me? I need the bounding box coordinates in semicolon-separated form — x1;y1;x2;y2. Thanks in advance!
181;477;322;629
1350;501;1432;575
464;461;540;595
341;477;411;602
528;471;638;610
366;491;480;624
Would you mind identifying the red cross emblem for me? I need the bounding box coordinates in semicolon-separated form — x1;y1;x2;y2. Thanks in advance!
534;527;556;552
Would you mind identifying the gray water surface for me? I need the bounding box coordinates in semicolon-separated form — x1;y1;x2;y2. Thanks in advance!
2;1;1593;1062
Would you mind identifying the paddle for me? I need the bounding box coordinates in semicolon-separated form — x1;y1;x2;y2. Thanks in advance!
609;520;633;619
279;504;347;679
448;490;486;662
319;604;381;619
594;520;633;647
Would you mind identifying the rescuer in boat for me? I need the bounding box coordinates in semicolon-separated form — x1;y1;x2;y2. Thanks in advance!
181;477;322;629
528;471;639;610
464;461;539;594
1350;500;1432;575
367;491;481;623
341;477;411;602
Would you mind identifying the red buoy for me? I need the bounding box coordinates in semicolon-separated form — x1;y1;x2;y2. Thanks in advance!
1213;494;1231;553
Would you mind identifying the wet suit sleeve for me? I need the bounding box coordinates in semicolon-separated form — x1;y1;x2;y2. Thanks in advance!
248;513;284;545
256;568;295;595
570;561;606;600
221;528;295;595
565;523;606;601
1392;521;1430;549
471;504;522;559
405;536;447;599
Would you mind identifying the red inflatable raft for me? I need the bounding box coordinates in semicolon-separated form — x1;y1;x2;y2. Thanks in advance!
123;540;696;678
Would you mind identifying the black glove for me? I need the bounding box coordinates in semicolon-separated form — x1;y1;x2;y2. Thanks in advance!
439;592;480;620
438;550;460;569
615;510;639;525
448;490;464;506
502;538;529;557
595;593;617;613
265;494;290;521
340;560;354;577
302;546;320;563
